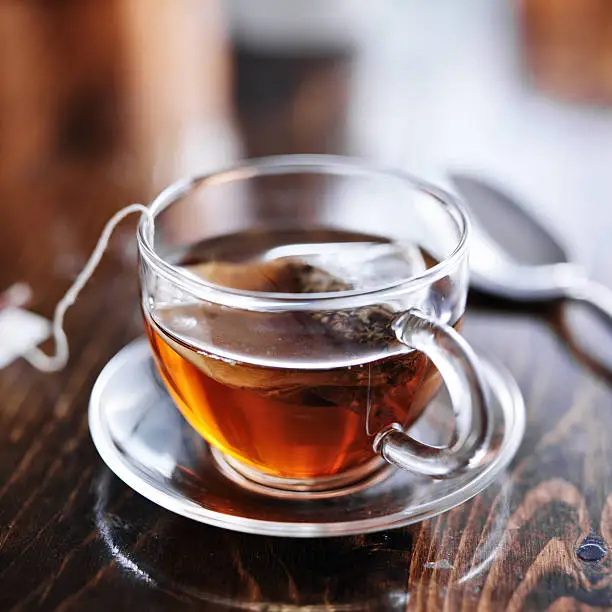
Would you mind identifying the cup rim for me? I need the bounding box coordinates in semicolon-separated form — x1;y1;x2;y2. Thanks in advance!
137;154;470;311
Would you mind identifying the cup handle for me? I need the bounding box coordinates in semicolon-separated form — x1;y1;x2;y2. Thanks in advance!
373;310;493;479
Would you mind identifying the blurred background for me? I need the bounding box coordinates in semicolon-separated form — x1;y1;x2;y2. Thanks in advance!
1;0;612;308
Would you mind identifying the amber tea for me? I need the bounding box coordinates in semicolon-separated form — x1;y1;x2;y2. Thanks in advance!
144;228;452;481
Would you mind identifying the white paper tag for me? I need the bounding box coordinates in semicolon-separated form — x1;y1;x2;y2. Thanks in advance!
0;307;51;369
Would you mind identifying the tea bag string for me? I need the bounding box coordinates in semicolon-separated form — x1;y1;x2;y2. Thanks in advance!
25;204;155;372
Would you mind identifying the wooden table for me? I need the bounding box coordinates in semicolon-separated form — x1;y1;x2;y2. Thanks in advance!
2;3;612;610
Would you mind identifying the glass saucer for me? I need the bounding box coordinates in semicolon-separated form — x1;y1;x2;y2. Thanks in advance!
89;338;525;537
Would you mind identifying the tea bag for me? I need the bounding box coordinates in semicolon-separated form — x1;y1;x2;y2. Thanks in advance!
164;250;405;380
153;241;436;424
160;256;431;425
183;240;427;347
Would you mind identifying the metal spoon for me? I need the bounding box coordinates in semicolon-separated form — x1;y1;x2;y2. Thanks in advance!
451;174;612;325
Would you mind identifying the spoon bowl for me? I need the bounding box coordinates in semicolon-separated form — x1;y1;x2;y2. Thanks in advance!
451;174;612;325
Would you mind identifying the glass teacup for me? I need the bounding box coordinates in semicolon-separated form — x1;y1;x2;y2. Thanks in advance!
138;155;492;496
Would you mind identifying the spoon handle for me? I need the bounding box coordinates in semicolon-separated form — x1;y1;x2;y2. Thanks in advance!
565;279;612;327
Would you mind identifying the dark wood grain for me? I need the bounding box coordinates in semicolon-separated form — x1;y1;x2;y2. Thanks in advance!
2;3;612;611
